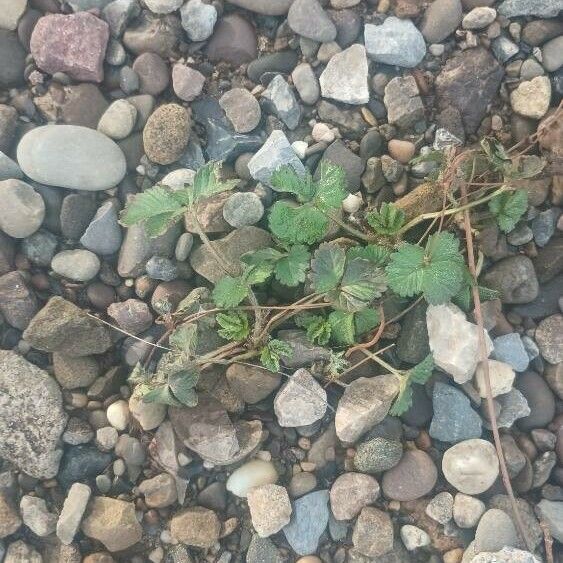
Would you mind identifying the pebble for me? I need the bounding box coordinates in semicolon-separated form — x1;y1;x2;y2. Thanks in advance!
292;63;320;105
60;193;97;240
226;459;278;498
143;103;190;165
0;150;22;181
17;125;126;191
516;370;556;430
129;394;166;430
20;495;57;537
138;473;177;508
354;437;403;473
132;53;169;96
492;333;530;372
425;491;454;524
474;509;518;552
536;314;563;364
542;36;563;72
57;483;92;545
352;506;394;558
95;426;118;451
537;499;563;542
474;359;515;398
63;417;94;445
442;439;499;494
0;30;26;88
205;13;257;66
247;484;292;537
180;0;217;41
160;168;195;189
498;0;563;18
510;76;552;119
0;0;27;30
107;298;153;334
144;0;183;13
482;255;539;304
53;353;99;389
289;471;318;498
462;7;497;29
219;88;261;133
98;99;137;140
58;446;112;489
532;209;556;247
226;363;281;404
364;18;426;68
319;44;369;105
0;179;45;238
223;192;264;228
330;472;379;520
262;74;301;130
226;0;293;15
106;400;130;431
172;64;205;102
384;75;425;129
4;540;41;562
388;139;415;164
288;0;337;43
453;493;486;528
342;193;362;213
420;0;463;43
51;249;100;282
400;524;431;551
381;450;438;501
80;201;122;256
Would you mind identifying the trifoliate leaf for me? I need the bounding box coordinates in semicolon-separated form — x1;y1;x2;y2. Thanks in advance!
143;384;183;406
212;276;249;307
216;311;250;341
270;166;315;203
389;383;413;417
260;338;293;372
366;202;406;236
408;353;434;384
488;189;528;233
328;310;355;346
120;185;187;236
191;161;238;204
169;323;198;354
354;308;380;336
269;202;330;245
274;245;310;286
311;244;346;293
314;160;348;211
347;244;391;267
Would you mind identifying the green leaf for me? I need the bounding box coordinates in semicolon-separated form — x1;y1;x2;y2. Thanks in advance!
481;137;510;173
508;155;545;180
216;311;250;341
408;353;434;384
389;383;413;417
326;350;348;380
366;203;406;236
168;369;199;407
120;185;187;236
128;362;151;385
311;244;346;292
212;276;249;308
243;263;275;286
169;323;198;354
355;308;380;336
347;245;391;267
409;150;444;167
241;248;285;266
274;245;310;286
314;160;348;211
453;283;500;312
270;166;315;203
386;243;425;297
328;310;356;345
305;316;331;345
488;189;528;233
143;385;183;407
269;202;330;245
260;338;293;372
191;161;238;204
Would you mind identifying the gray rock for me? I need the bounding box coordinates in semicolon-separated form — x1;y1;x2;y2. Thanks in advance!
247;535;284;563
283;490;329;556
498;0;563;18
507;224;533;246
0;271;39;330
288;0;337;43
492;36;520;62
0;30;26;88
98;99;137;140
462;7;497;29
60;193;98;240
319;44;369;105
426;491;454;524
319;139;364;192
0;351;67;478
396;301;430;364
531;209;556;247
57;483;91;545
474;509;518;553
365;18;426;68
146;255;178;281
145;0;182;13
102;0;141;37
536;314;563;365
352;506;394;558
132;52;169;96
262;75;301;130
226;363;281;404
492;333;530;372
219;88;261;134
80;201;122;255
17;125;126;191
0;179;45;238
494;388;530;429
20;495;57;537
430;382;482;443
420;0;463;43
223;192;264;228
537;499;563;542
107;298;153;335
384;76;425;129
180;0;217;41
52;249;100;282
172;64;205;102
205;13;257;66
247;50;299;83
0;150;22;180
3;541;42;563
248;130;305;187
20;230;57;267
481;255;539;304
226;0;292;15
354;437;403;473
532;451;556;488
470;547;541;563
292;63;320;105
542;36;563;72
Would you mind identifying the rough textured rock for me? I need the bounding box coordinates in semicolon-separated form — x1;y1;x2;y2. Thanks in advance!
352;506;394;558
481;255;539;304
143;103;190;165
384;76;425;129
170;507;221;548
57;483;92;545
330;472;380;520
0;351;67;478
0;271;39;330
247;484;292;537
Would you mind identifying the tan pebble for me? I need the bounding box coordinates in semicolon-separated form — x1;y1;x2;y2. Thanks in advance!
300;461;316;472
388;139;415;164
443;548;464;563
220;517;238;538
296;557;322;563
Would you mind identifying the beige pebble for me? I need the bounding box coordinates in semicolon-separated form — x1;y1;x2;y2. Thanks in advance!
388;139;415;164
296;557;322;563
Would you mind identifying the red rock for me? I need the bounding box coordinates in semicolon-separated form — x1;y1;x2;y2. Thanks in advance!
30;12;109;82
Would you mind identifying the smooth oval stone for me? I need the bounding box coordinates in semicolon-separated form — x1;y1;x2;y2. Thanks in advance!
226;459;278;498
17;125;127;191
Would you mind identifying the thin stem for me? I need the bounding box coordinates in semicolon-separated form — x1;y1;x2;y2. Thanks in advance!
327;212;372;242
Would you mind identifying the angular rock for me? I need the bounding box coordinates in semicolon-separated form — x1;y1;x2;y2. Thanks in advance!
20;495;57;537
510;76;552;119
181;0;217;41
0;271;39;330
492;333;530;372
330;472;380;520
247;484;292;537
226;363;281;404
536;314;563;364
288;0;336;42
138;473;177;508
170;507;220;548
498;0;563;18
80;200;122;255
384;76;425;129
57;483;92;545
474;360;515;398
262;75;301;130
481;255;539;304
129;394;166;431
352;507;394;558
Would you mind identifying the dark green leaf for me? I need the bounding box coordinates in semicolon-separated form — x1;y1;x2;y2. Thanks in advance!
311;244;346;293
243;263;275;286
168;369;199;407
389;383;413;417
274;245;310;287
169;323;198;354
366;203;406;236
328;310;356;345
304;316;331;345
354;308;380;336
192;161;238;204
260;338;293;372
143;385;183;406
270;166;315;203
347;244;391;267
408;353;434;384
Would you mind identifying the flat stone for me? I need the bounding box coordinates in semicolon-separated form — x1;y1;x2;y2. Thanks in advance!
288;0;337;43
172;64;205;102
80;201;122;255
384;75;425;129
352;507;394;558
57;483;92;545
247;484;292;537
0;350;67;478
492;333;530;372
226;363;281;403
30;12;109;82
462;7;497;29
292;63;320;105
52;249;100;282
510;76;552;119
143;103;190;165
53;353;99;389
132;52;169;96
542;36;563;72
474;508;518;552
219;88;261;133
20;494;56;537
170;507;221;548
498;0;563;18
0;179;45;239
17;125;126;191
319;139;364;192
330;472;380;520
537;499;563;542
180;0;217;41
381;450;438;501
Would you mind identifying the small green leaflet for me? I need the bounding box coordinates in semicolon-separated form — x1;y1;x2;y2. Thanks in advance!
212;275;249;308
242;245;310;287
216;311;250;341
325;350;348;380
260;338;293;372
168;323;198;355
366;202;406;236
314;161;348;211
386;232;466;305
328;310;355;345
452;283;501;312
488;189;528;233
301;315;332;345
311;244;346;292
269;202;330;245
347;244;391;267
270;166;315;203
389;353;434;416
191;161;239;206
354;308;380;336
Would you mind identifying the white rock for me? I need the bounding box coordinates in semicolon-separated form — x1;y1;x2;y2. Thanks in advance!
129;394;167;431
20;495;57;537
226;459;278;498
453;493;486;528
160;168;196;190
97;99;137;140
510;76;552;119
96;426;119;451
51;249;100;282
57;483;92;545
442;439;499;494
292;141;308;159
462;7;497;29
427;303;493;384
400;524;430;550
0;0;27;30
247;484;292;537
342;193;362;213
144;0;182;13
425;491;454;524
274;368;327;427
474;359;515;397
106;399;130;431
180;0;217;41
312;123;335;143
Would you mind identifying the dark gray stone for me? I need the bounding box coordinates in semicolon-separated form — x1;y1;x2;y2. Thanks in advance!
317;140;364;192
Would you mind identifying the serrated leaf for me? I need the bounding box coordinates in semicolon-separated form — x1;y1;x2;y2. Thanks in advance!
269;202;330;245
270;166;315;203
314;160;348;210
305;316;331;345
216;311;250;341
389;383;413;417
128;362;151;385
409;150;444;166
328;310;356;346
192;161;238;204
169;323;198;354
311;244;346;292
355;308;380;336
243;263;275;285
347;244;391;267
366;202;406;236
386;243;425;297
274;245;310;286
488;189;528;233
408;353;434;384
143;385;183;406
212;276;249;307
260;338;293;372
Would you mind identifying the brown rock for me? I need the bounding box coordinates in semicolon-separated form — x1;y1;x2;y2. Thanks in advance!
206;14;257;66
0;486;21;538
352;506;394;558
132;52;169;96
170;506;220;548
330;472;380;520
226;363;281;404
143;103;190;165
382;450;438;501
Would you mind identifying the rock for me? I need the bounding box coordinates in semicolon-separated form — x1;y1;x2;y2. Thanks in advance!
453;493;485;528
58;445;112;489
335;375;398;443
0;351;67;478
261;75;301;130
319;44;368;105
0;0;27;30
0;271;39;330
170;507;220;548
190;226;271;284
283;490;330;556
57;483;91;545
442;439;499;494
516;370;556;430
522;19;563;46
106;399;130;431
401;525;430;551
536;314;563;364
288;0;336;42
219;88;261;133
4;541;41;563
537;499;563;542
292;63;320;105
319;139;364;192
474;509;518;552
226;363;280;403
510;76;551;119
129;394;166;430
107;299;153;335
143;103;190;165
98;99;137;140
102;0;140;38
354;437;403;473
365;17;425;68
145;0;182;13
0;151;22;181
384;75;425;129
247;484;292;537
278;329;332;368
435;47;503;134
123;10;181;57
430;382;482;443
498;0;563;18
53;353;99;389
24;296;112;357
420;0;463;43
0;179;45;238
288;472;317;499
138;473;177;507
172;64;205;102
80;201;122;255
205;13;257;66
132;52;169;95
482;255;539;304
330;472;380;520
531;209;556;248
20;495;57;537
542;36;563;72
0;486;22;538
474;360;515;398
492;333;530;372
352;507;394;558
17;125;126;191
426;491;454;524
81;497;142;552
0;30;25;87
247;535;284;563
60;193;97;240
471;547;541;563
226;459;278;497
427;303;493;384
52;249;100;282
381;450;437;501
495;388;531;429
180;0;216;41
462;7;497;29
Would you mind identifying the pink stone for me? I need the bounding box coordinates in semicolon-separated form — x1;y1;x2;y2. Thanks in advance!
30;12;109;83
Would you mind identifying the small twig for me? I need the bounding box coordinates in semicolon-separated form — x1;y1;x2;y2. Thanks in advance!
338;343;395;379
345;306;385;358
